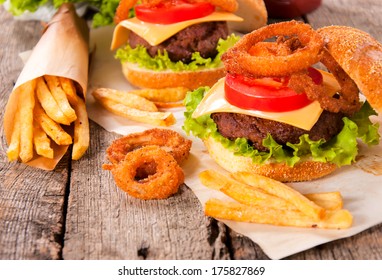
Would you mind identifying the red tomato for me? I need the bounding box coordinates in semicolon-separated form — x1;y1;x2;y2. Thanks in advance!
135;1;215;24
307;66;323;85
224;68;323;112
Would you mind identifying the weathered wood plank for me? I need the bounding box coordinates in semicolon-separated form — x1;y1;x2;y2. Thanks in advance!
63;123;230;259
307;0;382;39
0;7;70;260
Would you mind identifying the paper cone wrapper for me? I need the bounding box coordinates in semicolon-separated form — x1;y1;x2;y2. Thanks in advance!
3;3;89;170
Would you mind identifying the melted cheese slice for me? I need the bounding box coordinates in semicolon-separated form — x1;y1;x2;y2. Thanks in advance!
111;12;243;50
192;70;341;131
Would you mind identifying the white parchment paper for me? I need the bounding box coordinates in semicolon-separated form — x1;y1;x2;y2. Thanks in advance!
87;26;382;260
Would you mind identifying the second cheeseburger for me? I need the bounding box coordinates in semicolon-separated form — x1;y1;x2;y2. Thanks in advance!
184;21;381;182
110;0;267;89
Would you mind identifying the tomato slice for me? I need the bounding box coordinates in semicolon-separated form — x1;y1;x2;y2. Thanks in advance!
224;68;323;112
135;1;215;24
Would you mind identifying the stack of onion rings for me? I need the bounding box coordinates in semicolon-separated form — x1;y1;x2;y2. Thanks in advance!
221;20;361;115
106;128;192;165
103;129;192;200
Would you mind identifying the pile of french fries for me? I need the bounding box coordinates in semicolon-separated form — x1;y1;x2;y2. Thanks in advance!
200;170;353;229
92;87;189;126
7;75;89;162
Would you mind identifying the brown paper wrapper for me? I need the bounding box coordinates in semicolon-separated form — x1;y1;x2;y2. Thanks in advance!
3;3;89;170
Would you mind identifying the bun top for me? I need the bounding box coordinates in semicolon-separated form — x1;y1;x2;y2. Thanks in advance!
318;26;382;114
228;0;268;33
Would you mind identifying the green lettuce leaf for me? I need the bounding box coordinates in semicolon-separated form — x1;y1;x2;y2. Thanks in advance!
183;88;381;167
2;0;121;27
91;0;121;27
3;0;49;15
349;101;380;145
115;34;240;72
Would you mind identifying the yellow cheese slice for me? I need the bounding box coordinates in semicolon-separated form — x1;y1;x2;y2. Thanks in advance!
192;71;341;131
111;12;243;50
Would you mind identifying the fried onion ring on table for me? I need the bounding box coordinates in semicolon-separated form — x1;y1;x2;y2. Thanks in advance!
106;128;192;165
222;20;324;77
104;146;184;200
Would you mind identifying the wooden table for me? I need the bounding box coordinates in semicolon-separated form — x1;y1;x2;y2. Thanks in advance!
1;0;382;260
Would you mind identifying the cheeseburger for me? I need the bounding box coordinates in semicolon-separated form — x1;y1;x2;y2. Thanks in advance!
184;21;381;182
110;0;267;90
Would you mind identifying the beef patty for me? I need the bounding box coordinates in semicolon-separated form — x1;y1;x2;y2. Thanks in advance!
129;21;229;63
211;111;345;151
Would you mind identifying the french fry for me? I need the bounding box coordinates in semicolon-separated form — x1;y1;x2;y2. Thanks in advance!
34;100;72;146
36;77;71;125
6;95;22;161
18;80;36;163
205;199;353;229
72;97;89;160
44;75;77;122
304;192;343;211
129;87;189;102
199;170;293;210
93;94;176;126
200;170;343;211
7;76;89;163
59;77;79;105
33;120;54;159
154;101;184;109
200;169;352;229
231;172;325;220
92;88;158;112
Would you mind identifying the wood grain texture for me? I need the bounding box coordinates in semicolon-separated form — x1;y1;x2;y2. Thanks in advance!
0;7;70;260
306;0;382;39
62;122;230;260
1;0;382;260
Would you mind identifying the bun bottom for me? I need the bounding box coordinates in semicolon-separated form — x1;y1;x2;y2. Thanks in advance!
203;137;338;182
122;62;226;89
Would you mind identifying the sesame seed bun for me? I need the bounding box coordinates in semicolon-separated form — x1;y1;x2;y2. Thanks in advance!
318;25;382;114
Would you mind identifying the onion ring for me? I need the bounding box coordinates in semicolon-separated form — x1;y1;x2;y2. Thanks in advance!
106;128;192;165
104;146;184;200
287;70;325;102
287;54;361;116
222;20;324;77
318;49;361;115
114;0;138;24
